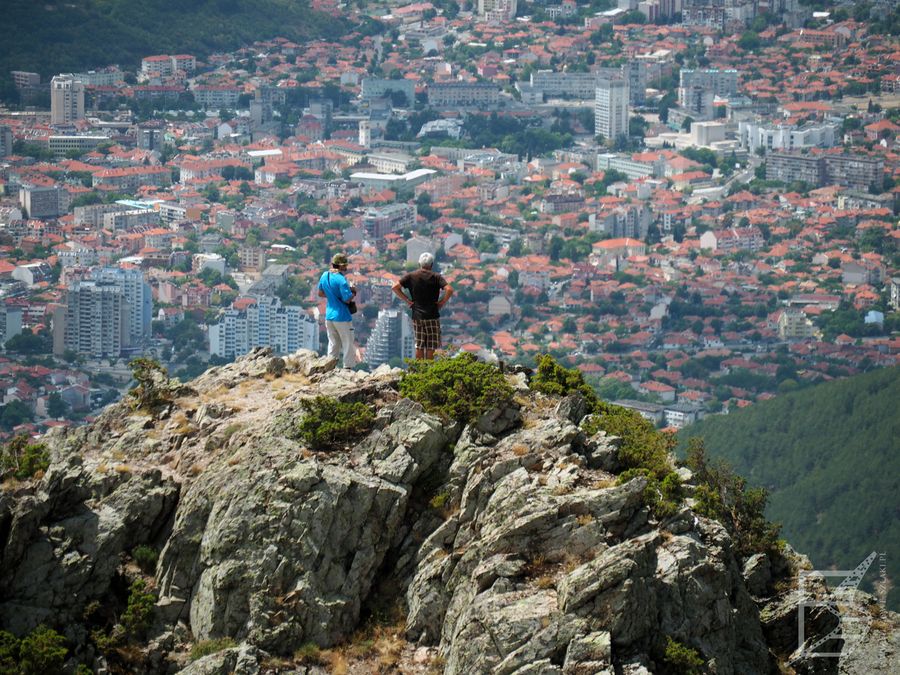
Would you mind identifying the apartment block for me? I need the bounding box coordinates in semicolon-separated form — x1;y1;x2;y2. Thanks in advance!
767;152;885;191
92;267;152;343
739;120;839;153
208;296;319;359
361;203;417;240
427;82;500;107
92;166;172;192
360;78;415;105
192;85;242;109
48;134;108;159
50;75;85;125
595;77;630;140
778;309;816;340
60;281;131;359
0;126;13;158
19;184;63;219
365;309;414;368
478;0;517;21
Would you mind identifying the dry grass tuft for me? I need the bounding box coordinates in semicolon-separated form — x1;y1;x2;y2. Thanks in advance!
535;575;556;590
511;443;530;457
188;463;203;476
576;513;594;527
113;464;131;474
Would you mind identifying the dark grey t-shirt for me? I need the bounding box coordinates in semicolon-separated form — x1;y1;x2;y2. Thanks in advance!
400;268;448;320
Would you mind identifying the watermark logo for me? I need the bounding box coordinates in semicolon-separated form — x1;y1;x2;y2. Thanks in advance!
794;551;887;660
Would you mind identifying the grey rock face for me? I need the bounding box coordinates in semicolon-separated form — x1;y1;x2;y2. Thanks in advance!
1;349;896;675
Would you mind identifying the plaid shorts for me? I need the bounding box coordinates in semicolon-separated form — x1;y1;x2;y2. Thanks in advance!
412;319;442;350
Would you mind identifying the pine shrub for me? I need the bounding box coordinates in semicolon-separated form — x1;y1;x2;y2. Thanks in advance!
132;545;159;574
399;353;513;423
128;357;174;412
293;396;375;451
17;625;68;675
662;636;705;675
530;354;601;411
121;579;156;638
0;436;50;480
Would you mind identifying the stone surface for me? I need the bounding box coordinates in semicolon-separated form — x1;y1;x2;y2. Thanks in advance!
0;349;895;674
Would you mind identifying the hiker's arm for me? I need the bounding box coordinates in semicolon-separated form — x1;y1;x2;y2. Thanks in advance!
392;281;412;306
438;284;454;309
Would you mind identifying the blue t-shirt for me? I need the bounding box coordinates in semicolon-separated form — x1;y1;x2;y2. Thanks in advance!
318;270;354;322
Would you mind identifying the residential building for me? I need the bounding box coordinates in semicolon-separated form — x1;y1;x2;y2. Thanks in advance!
92;267;152;343
360;78;415;105
93;166;172;192
679;68;739;101
60;280;131;359
0;126;13;158
208;296;319;358
19;184;63;219
765;152;824;186
50;75;85;125
0;304;23;343
778;309;815;340
478;0;517;21
361;203;417;240
48;135;108;158
529;71;601;100
699;226;764;253
365;309;414;368
738;120;839;153
663;402;704;428
766;153;885;191
595;77;629;141
192;85;242;109
71;68;125;87
612;400;666;425
427;82;500;108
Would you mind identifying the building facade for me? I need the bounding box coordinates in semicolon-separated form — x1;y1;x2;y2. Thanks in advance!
61;281;130;359
365;309;414;368
50;75;85;125
208;296;318;359
595;77;630;141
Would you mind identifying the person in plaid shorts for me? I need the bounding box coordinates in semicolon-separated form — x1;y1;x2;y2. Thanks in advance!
392;252;454;360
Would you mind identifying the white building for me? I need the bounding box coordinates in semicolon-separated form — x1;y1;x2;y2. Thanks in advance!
92;267;152;343
595;78;630;141
738;120;839;153
50;75;85;125
365;309;414;368
60;280;131;358
208;296;318;359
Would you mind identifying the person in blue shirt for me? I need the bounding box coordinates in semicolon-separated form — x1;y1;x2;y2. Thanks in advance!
317;253;358;368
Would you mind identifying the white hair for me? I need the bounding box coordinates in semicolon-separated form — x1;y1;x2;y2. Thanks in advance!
419;252;435;268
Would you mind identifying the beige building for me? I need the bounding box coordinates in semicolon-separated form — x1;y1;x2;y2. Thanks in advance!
50;75;85;125
595;77;629;141
778;309;816;340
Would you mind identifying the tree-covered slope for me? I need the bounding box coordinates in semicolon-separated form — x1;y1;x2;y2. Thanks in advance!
0;0;347;89
678;365;900;609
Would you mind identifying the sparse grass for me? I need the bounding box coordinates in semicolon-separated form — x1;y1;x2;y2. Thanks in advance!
274;391;288;401
576;514;594;527
189;638;237;662
535;575;555;589
114;464;131;474
132;545;158;574
591;477;616;489
429;491;450;511
188;464;203;476
221;423;242;444
511;443;530;456
552;484;572;496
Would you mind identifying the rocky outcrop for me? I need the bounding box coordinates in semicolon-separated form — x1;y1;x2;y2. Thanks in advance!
0;348;896;674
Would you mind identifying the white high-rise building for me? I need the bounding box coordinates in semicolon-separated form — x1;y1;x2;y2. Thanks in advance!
50;75;85;125
62;281;130;359
365;309;414;368
478;0;517;20
93;267;152;344
209;296;319;359
595;78;630;141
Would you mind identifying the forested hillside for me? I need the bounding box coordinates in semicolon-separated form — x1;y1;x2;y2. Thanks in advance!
0;0;347;98
678;365;900;609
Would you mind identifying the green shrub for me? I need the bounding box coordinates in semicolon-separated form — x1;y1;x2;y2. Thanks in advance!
0;436;50;480
618;468;683;520
18;625;68;675
132;545;159;574
293;396;374;451
529;354;601;411
662;636;705;675
399;353;514;423
128;357;174;412
190;637;237;661
0;630;19;673
121;579;156;638
686;439;781;559
584;405;674;479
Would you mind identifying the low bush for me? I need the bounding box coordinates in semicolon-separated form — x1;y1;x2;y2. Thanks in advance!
399;353;513;424
132;545;159;574
0;436;50;480
662;636;705;675
585;405;674;479
190;638;237;662
618;467;683;520
293;396;374;451
121;579;156;638
1;625;69;675
529;354;601;411
686;438;781;559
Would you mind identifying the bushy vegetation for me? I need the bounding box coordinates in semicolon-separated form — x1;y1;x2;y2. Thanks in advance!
0;0;347;98
0;625;68;675
530;354;601;411
678;366;900;608
531;356;683;519
662;636;705;675
685;439;780;559
132;545;159;575
189;637;237;662
399;353;513;424
121;579;156;638
0;436;50;481
293;396;375;451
